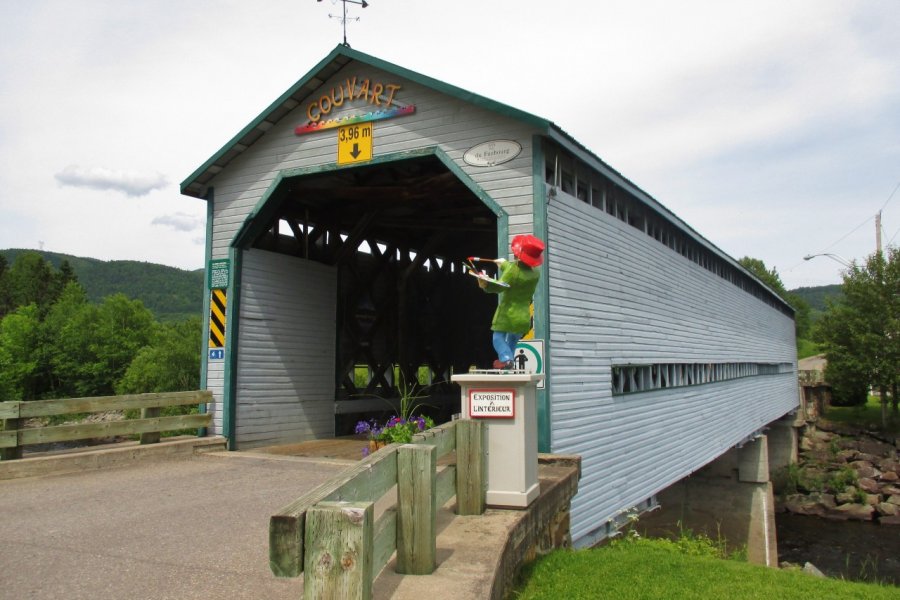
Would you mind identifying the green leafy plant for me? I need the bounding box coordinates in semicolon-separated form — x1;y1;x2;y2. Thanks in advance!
827;465;857;494
355;414;435;456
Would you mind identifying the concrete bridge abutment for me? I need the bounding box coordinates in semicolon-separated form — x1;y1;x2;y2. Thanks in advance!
637;435;779;567
766;412;803;474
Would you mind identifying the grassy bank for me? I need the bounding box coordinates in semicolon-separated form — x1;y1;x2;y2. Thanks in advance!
823;394;899;435
513;538;897;599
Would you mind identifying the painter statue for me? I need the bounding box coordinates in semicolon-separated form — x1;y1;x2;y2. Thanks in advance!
465;234;545;370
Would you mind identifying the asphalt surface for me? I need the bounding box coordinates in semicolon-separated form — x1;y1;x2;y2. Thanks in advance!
0;452;345;600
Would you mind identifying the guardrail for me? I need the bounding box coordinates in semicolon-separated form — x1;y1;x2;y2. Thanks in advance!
269;419;485;599
0;390;214;460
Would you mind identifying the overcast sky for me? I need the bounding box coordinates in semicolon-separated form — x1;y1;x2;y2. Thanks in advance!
1;0;897;289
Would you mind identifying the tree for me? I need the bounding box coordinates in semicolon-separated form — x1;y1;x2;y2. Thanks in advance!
0;254;11;317
116;318;202;394
816;247;900;426
48;293;156;397
6;252;54;316
41;282;90;398
739;256;812;344
0;304;42;400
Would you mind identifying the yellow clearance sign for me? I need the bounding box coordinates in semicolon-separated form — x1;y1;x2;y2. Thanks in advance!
337;123;373;164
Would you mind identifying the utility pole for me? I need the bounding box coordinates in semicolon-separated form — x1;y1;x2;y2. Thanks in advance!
875;210;882;255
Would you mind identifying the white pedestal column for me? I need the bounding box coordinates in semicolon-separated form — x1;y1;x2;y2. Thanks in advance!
451;373;543;508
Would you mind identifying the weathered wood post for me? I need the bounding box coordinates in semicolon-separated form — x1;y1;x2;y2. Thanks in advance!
396;444;436;574
140;406;161;444
0;401;22;460
455;419;485;515
304;501;374;600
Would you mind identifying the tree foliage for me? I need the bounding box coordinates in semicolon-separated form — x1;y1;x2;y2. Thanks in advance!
816;247;900;423
0;304;42;400
117;318;202;394
0;253;203;401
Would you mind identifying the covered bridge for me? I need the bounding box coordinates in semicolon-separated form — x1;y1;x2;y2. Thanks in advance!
181;45;799;548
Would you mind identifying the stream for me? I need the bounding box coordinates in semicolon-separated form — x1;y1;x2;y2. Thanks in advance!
776;512;900;585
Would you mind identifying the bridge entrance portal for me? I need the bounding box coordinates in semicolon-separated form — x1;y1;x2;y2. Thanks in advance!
240;154;500;433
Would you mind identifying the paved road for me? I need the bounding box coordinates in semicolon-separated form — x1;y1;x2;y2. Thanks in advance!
0;452;345;599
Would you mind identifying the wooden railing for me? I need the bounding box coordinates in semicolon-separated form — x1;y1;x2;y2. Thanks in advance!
0;390;214;460
269;419;485;598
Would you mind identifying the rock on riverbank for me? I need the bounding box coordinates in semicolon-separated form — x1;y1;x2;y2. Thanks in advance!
775;423;900;525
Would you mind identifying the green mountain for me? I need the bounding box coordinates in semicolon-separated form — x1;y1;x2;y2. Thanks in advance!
1;249;204;322
789;284;842;313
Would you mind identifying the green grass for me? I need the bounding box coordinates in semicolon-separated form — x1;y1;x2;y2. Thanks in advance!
796;338;822;360
824;395;900;435
513;539;898;599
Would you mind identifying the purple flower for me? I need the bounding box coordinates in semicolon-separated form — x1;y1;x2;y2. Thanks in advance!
355;420;371;435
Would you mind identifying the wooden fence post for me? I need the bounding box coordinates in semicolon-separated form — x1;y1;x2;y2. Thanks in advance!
396;444;436;575
455;419;485;515
304;501;374;600
139;407;161;444
0;402;22;460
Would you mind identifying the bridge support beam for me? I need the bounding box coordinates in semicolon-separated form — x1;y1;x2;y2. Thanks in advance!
767;413;801;474
636;436;778;567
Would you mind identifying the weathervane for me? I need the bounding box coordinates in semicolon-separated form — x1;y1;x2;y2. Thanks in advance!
317;0;369;47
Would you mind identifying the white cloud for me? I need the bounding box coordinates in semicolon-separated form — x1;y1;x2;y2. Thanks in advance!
152;212;204;233
54;165;168;197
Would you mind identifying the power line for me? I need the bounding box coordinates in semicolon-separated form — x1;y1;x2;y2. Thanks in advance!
814;181;898;254
879;180;899;212
819;214;874;253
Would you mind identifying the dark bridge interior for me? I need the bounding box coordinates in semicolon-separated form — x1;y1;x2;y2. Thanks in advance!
246;155;500;427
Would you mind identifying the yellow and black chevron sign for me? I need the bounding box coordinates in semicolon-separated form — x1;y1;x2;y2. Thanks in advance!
209;289;227;348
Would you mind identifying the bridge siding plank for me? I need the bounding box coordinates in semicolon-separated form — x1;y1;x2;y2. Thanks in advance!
547;194;798;545
233;250;335;449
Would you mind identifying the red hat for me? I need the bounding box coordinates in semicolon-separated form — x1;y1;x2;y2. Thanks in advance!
511;234;545;267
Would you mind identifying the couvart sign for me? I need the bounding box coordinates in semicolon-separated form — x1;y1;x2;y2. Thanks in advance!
295;76;416;136
469;389;516;419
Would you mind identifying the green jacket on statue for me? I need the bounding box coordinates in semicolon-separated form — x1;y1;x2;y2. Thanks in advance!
482;259;540;335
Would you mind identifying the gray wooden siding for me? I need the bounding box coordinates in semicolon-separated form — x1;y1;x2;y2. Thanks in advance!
547;191;798;545
205;350;225;436
234;249;336;448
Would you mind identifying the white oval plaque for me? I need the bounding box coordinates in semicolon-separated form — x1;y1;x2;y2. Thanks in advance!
463;140;522;167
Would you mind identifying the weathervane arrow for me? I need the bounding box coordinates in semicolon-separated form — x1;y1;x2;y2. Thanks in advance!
317;0;370;47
